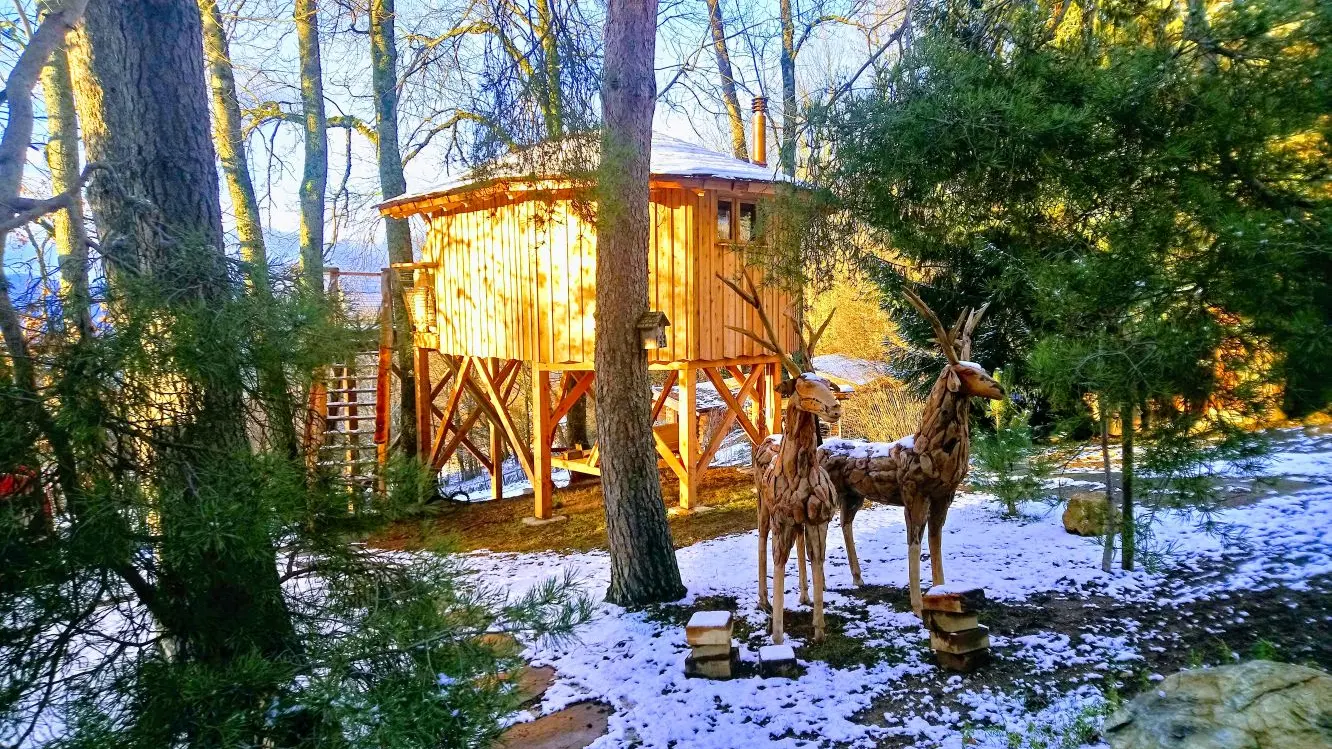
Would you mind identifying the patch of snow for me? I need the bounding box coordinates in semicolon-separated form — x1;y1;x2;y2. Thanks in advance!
812;354;893;387
686;611;732;629
384;132;789;211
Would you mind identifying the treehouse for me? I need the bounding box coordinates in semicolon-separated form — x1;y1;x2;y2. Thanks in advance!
379;103;802;520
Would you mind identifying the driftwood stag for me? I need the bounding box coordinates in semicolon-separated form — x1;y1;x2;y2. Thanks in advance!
720;270;841;644
756;288;1005;616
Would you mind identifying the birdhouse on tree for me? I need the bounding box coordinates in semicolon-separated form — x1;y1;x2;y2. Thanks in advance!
637;311;670;350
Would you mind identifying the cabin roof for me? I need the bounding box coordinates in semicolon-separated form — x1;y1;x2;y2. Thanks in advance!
379;132;788;216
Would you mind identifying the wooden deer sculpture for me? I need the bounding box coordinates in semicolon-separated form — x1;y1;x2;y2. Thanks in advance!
831;289;1004;615
756;288;1005;616
719;270;841;644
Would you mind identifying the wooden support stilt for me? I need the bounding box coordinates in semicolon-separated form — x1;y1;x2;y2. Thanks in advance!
490;422;504;501
764;360;781;436
414;348;433;457
678;365;698;509
532;366;555;519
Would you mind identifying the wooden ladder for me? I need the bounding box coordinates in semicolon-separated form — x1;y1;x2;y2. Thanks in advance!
318;351;385;493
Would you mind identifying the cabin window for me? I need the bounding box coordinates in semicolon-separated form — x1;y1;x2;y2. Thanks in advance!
716;197;764;246
717;200;733;241
738;202;758;242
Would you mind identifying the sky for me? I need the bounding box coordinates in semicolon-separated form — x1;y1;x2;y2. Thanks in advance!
3;0;898;279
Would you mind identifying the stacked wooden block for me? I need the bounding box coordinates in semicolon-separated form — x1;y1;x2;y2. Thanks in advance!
921;584;990;672
684;611;739;679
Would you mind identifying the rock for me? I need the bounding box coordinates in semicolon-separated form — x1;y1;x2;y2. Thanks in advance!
1062;491;1119;536
690;641;733;659
922;611;979;633
929;625;990;655
685;610;733;646
922;584;987;614
498;700;612;749
935;649;990;673
759;644;799;678
1104;660;1332;749
684;647;739;679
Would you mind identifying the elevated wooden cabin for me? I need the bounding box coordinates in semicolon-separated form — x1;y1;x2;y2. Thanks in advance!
380;111;801;519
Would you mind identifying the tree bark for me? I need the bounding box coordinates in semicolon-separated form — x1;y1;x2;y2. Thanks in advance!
778;0;797;176
295;0;327;291
200;0;267;274
369;0;419;457
69;0;299;664
1099;403;1115;572
201;0;299;457
535;0;565;137
704;0;747;160
1120;403;1135;571
595;0;686;606
38;2;92;335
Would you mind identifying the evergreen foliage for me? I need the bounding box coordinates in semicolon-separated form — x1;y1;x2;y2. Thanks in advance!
1;262;591;747
971;368;1054;517
824;0;1332;417
823;0;1330;567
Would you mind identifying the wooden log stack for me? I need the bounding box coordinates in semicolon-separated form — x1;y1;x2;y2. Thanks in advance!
684;611;739;679
921;584;990;672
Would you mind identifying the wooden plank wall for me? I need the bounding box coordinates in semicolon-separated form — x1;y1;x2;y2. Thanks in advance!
694;191;800;362
420;185;795;365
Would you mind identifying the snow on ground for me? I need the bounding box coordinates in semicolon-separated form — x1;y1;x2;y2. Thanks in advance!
465;426;1332;748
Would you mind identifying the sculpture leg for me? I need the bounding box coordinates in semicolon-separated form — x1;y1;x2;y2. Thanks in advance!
905;507;926;617
771;525;796;644
807;522;829;643
757;503;770;613
928;502;949;587
841;500;864;586
796;525;811;606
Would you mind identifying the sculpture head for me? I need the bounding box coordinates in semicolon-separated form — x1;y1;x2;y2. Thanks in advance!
903;286;1006;402
778;373;842;422
947;362;1006;401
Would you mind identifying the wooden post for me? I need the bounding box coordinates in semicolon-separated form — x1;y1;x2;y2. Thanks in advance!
532;365;555;519
489;358;504;501
490;421;504;501
745;364;762;438
678;364;698;509
764;360;781;436
414;348;433;457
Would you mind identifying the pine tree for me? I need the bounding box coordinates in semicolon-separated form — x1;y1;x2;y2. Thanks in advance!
826;0;1330;568
594;0;687;605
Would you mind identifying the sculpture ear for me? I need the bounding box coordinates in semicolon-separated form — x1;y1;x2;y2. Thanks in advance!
776;379;797;397
945;369;962;393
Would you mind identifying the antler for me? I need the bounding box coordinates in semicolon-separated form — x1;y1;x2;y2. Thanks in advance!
717;269;804;379
783;308;834;371
901;285;961;366
959;302;989;361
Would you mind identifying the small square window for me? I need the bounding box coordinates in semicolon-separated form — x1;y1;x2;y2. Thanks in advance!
739;203;758;242
717;200;732;241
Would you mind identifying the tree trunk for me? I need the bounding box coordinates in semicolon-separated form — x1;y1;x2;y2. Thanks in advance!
69;0;299;663
369;0;419;457
295;0;327;291
200;0;299;457
200;0;267;274
595;0;685;606
1099;403;1115;572
704;0;747;160
1120;403;1135;571
38;3;92;335
535;0;565;137
778;0;797;177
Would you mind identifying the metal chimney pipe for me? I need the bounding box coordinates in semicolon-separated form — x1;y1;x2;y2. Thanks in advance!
751;97;768;167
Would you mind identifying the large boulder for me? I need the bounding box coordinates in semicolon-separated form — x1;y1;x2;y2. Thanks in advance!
1062;491;1119;536
1104;660;1332;749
